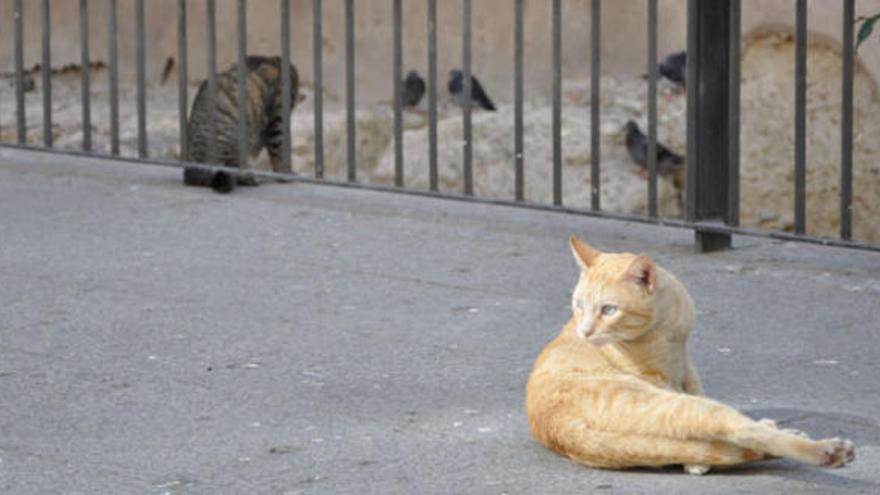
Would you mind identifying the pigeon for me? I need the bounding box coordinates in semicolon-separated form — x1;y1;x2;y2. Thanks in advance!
402;70;426;108
448;69;496;111
10;73;35;93
623;121;684;176
658;51;686;88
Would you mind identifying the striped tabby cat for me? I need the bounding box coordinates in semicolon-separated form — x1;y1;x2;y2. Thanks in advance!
526;237;855;474
183;56;301;193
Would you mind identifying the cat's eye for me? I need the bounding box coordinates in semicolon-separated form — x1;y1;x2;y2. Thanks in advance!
600;305;618;317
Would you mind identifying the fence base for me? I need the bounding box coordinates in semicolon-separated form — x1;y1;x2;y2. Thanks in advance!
695;229;732;253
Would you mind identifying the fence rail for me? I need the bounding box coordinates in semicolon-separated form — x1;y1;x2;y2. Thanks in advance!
0;0;873;253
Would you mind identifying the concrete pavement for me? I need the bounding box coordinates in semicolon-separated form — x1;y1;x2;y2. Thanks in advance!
1;149;879;494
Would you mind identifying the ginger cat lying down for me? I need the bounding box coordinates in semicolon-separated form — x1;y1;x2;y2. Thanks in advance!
525;237;855;475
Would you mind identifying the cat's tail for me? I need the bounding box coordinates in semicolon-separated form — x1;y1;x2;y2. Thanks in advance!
209;170;236;193
183;165;217;187
183;165;256;194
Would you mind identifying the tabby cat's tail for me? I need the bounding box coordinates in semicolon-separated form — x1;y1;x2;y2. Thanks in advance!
183;166;236;194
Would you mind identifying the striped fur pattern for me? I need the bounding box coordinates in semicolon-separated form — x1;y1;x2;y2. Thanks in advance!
525;237;855;474
184;56;300;191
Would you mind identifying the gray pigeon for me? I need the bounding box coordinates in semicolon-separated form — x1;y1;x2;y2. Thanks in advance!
402;70;426;108
448;69;496;111
10;73;35;93
624;121;683;175
658;51;686;88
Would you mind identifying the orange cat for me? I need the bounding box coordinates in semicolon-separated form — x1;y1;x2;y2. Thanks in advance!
525;236;855;474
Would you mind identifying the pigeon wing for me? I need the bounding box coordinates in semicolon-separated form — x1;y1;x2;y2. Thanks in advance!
471;77;496;111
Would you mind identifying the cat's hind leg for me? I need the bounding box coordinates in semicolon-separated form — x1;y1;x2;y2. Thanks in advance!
580;381;855;468
547;423;763;473
264;117;294;178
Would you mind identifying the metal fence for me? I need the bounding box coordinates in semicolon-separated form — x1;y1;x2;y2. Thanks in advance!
2;0;875;253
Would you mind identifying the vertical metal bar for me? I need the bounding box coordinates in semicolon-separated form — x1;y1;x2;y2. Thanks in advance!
206;0;218;164
427;0;438;191
236;0;249;168
80;0;92;152
14;0;26;145
685;0;698;222
841;0;854;240
312;0;324;178
646;0;658;218
136;0;147;157
727;0;741;226
41;0;52;147
393;0;403;187
514;0;524;201
280;0;293;174
686;0;733;251
590;0;601;211
108;0;120;155
462;0;473;196
177;0;188;160
552;0;562;206
345;0;356;182
794;0;807;235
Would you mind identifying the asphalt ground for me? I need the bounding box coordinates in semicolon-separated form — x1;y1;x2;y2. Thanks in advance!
1;149;878;494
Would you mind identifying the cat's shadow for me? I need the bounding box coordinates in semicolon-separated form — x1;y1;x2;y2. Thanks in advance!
618;459;877;491
706;459;876;491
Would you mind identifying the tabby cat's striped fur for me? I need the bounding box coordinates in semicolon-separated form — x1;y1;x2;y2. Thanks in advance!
184;56;301;193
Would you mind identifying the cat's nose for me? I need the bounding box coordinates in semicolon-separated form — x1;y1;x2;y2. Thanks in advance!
575;316;594;339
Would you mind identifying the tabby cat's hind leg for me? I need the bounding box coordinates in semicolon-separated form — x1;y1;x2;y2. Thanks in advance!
265;116;294;177
267;155;296;183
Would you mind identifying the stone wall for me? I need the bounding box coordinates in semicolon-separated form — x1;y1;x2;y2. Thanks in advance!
739;30;880;242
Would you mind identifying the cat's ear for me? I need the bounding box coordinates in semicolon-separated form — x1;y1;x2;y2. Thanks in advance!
570;236;600;270
626;255;656;293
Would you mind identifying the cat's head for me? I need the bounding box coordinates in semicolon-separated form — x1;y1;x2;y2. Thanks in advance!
246;56;304;106
568;236;657;346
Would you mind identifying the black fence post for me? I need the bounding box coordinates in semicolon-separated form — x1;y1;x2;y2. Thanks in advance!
686;0;739;252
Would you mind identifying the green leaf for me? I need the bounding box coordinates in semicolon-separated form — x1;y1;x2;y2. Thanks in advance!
856;14;880;51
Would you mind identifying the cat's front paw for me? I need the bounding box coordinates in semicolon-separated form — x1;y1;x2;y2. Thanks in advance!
683;464;711;475
816;438;855;468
